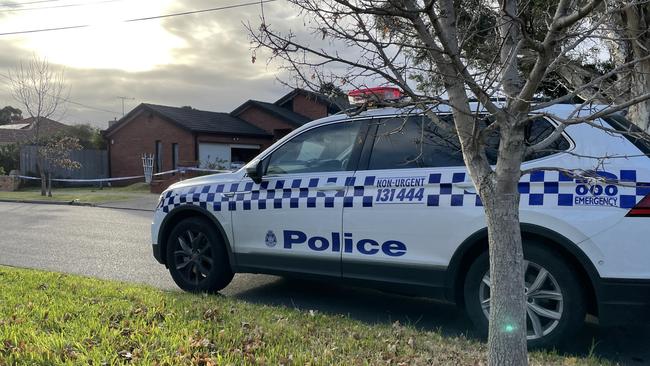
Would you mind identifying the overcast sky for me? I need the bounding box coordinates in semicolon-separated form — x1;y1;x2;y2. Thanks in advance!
0;0;303;128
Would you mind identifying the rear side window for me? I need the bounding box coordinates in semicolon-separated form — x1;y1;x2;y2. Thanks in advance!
602;114;650;156
368;115;464;170
367;114;571;170
508;117;571;162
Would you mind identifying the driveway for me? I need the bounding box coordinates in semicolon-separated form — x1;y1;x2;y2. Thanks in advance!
0;201;647;364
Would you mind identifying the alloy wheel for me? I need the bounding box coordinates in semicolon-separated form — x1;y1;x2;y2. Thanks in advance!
479;260;564;340
172;229;214;285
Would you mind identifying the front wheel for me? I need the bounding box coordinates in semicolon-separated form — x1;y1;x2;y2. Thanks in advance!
464;243;586;348
166;217;234;293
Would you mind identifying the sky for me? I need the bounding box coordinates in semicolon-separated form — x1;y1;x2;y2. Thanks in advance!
0;0;304;128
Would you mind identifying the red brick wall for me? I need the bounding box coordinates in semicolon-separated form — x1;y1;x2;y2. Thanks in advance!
291;94;328;120
107;112;195;178
237;108;295;134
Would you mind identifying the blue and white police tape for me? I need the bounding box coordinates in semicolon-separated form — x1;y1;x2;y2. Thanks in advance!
16;167;231;183
17;175;144;183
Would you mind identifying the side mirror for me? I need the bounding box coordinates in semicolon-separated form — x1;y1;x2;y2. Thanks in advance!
246;158;264;184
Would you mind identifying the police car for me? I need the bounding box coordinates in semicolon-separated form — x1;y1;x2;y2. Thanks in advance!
151;88;650;347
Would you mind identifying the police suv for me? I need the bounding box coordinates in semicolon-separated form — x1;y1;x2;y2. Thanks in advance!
151;89;650;347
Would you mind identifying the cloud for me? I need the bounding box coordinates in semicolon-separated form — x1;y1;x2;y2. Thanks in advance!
0;0;307;128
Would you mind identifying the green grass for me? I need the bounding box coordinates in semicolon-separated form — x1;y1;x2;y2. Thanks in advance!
0;266;607;365
0;183;152;204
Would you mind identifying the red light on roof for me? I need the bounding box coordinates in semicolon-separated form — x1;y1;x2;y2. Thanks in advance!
348;87;402;105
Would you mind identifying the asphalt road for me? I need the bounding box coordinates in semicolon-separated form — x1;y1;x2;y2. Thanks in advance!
0;202;648;364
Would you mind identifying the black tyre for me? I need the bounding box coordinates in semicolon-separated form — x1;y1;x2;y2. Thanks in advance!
464;242;586;348
166;217;234;293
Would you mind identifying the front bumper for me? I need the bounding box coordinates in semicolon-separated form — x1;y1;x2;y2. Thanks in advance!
598;278;650;325
152;244;164;264
151;208;166;264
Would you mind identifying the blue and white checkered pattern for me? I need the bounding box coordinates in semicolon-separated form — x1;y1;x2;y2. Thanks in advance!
517;170;577;207
425;172;483;207
619;170;650;208
343;176;377;209
160;176;367;213
158;169;648;213
424;170;645;208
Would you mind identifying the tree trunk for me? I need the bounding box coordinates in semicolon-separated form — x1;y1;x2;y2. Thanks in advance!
483;190;528;366
480;122;528;366
622;4;650;131
627;59;650;132
39;167;46;197
47;172;52;197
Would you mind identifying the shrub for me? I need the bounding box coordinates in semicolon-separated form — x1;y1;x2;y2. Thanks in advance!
0;144;19;172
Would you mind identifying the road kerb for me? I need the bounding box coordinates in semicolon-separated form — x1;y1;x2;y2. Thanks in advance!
0;199;95;207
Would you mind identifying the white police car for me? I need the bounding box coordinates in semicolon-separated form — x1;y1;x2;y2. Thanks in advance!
151;93;650;347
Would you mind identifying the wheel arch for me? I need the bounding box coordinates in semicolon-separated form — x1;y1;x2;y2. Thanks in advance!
157;205;236;269
445;223;600;316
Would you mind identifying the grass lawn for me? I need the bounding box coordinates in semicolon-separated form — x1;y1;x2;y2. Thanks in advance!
0;183;153;205
0;266;606;365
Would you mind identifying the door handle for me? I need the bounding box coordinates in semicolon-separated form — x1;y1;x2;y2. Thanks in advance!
224;191;251;197
453;182;476;192
316;184;345;192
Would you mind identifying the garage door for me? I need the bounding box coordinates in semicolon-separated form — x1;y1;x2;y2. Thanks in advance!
198;143;231;169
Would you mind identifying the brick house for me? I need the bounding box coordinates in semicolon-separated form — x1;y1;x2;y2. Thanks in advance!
231;88;346;140
103;104;272;179
0;117;70;146
103;88;347;181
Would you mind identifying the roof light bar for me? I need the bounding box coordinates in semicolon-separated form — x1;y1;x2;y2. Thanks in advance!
348;87;402;105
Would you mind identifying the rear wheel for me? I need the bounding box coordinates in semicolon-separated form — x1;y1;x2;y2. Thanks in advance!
166;217;234;293
464;242;586;348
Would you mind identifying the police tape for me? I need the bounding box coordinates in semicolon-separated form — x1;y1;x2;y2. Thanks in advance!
180;167;232;173
16;167;230;183
17;175;145;183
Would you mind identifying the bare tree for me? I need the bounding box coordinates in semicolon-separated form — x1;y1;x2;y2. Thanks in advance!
38;136;82;197
249;1;650;364
8;56;68;196
601;1;649;130
525;1;650;131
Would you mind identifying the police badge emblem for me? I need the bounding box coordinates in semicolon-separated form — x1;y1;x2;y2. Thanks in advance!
265;230;277;247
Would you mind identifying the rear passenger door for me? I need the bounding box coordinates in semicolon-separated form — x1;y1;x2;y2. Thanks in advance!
341;115;486;289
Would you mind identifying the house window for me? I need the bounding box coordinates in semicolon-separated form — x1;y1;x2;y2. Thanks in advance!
172;143;179;170
155;140;163;173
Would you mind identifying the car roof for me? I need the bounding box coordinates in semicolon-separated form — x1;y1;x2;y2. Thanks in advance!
306;103;615;127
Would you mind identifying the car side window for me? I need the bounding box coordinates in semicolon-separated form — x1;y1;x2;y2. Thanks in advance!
524;117;572;160
265;121;363;175
368;114;571;170
484;116;571;163
368;115;464;170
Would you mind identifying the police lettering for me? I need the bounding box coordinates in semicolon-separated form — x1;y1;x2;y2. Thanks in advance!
574;196;618;206
282;230;407;257
376;177;425;188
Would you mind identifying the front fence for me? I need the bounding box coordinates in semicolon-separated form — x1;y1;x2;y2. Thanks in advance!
20;145;109;180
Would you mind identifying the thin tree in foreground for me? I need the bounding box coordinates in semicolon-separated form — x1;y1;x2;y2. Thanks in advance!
38;136;82;197
249;0;650;364
8;56;68;196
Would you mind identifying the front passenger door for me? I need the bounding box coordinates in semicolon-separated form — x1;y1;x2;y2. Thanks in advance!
232;120;368;278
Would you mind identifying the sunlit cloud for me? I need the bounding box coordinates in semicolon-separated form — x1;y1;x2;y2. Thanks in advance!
0;0;305;127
